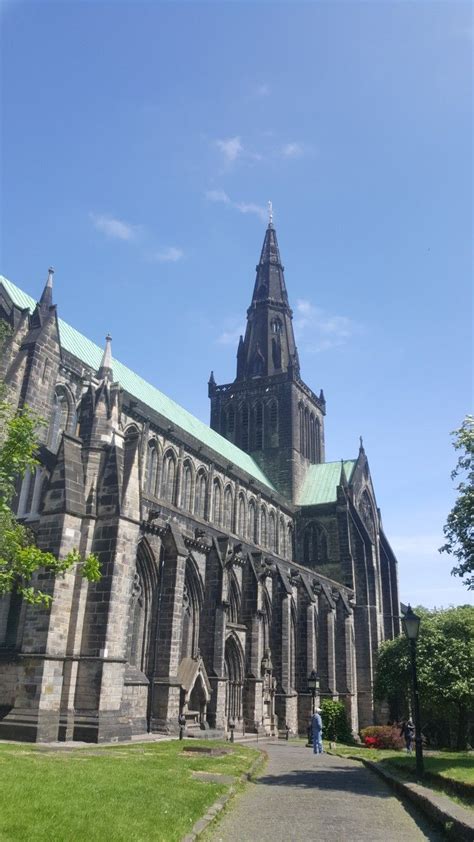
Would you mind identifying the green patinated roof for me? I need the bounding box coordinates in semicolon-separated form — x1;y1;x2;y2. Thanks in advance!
0;276;275;491
296;460;356;506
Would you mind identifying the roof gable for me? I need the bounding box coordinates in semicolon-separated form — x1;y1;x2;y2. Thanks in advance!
296;460;356;506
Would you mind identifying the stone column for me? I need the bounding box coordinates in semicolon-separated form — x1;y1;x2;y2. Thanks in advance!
327;607;337;699
150;524;187;733
344;611;359;735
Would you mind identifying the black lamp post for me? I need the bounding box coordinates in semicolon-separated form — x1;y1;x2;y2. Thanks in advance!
308;669;320;715
402;605;424;778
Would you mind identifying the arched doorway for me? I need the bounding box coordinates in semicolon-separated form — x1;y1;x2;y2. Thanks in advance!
224;635;244;726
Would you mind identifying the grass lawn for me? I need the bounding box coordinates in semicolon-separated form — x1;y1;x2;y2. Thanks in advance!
330;743;473;808
0;739;262;842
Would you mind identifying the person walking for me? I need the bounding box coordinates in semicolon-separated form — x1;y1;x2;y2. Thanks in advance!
311;707;323;754
400;718;415;753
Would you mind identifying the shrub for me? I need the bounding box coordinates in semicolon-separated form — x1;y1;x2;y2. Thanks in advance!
321;700;353;743
360;725;404;750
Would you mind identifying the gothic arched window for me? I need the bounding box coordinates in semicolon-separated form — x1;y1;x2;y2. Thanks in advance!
194;469;207;519
224;485;233;532
146;441;159;496
182;460;193;511
271;317;283;334
237;493;246;539
299;403;305;456
269;400;278;447
303;522;329;566
269;510;276;550
127;543;157;674
315;417;321;462
279;517;286;557
240;404;249;451
162;450;176;503
180;562;202;662
309;414;315;463
228;405;235;434
248;499;256;543
260;506;268;548
48;387;70;451
212;478;222;526
255;402;264;450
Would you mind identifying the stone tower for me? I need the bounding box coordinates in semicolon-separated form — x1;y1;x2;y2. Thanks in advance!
209;216;326;501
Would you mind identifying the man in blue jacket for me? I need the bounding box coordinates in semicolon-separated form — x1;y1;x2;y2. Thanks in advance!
311;708;323;754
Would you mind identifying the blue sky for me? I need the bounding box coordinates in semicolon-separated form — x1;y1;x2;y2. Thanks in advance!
1;0;472;607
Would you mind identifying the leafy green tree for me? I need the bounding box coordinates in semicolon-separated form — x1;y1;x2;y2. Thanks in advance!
0;330;100;605
374;606;474;750
439;415;474;590
321;699;353;743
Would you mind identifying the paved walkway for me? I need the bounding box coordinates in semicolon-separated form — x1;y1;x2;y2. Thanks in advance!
211;742;444;842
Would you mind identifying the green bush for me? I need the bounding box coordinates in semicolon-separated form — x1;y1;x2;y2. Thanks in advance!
321;700;353;743
360;725;404;749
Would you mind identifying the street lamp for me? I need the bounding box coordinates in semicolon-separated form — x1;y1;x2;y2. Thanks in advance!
402;605;424;778
308;670;320;716
306;670;321;746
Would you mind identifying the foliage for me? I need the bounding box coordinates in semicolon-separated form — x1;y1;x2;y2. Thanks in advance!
0;739;260;842
0;327;100;604
439;415;474;590
360;725;404;750
374;606;474;750
321;699;353;743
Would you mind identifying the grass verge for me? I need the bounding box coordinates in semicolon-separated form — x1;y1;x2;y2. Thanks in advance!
330;744;473;809
0;739;261;841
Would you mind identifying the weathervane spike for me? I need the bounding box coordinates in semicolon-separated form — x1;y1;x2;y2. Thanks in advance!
268;200;273;225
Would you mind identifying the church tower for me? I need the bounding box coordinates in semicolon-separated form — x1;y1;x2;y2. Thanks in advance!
209;210;326;501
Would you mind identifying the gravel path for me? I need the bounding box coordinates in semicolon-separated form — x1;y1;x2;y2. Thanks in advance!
211;742;444;842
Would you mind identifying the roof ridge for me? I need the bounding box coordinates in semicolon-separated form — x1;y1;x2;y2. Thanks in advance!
0;275;275;491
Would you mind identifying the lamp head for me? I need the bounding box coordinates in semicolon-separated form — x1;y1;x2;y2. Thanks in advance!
402;604;421;641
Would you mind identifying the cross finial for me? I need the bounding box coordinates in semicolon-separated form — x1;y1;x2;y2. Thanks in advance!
268;200;273;225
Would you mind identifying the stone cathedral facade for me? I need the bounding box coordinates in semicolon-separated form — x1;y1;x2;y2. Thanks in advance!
0;221;400;743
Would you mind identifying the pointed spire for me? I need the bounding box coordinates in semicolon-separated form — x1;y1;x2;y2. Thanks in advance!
39;267;54;309
208;370;215;386
359;435;365;454
98;334;113;381
236;218;298;380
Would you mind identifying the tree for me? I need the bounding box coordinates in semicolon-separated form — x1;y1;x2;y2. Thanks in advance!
439;415;474;590
0;330;100;605
374;606;474;750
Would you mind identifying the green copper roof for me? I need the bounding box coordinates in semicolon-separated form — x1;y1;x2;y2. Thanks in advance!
296;460;356;506
0;276;275;491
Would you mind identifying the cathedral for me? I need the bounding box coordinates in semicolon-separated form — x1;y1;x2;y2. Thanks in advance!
0;219;400;743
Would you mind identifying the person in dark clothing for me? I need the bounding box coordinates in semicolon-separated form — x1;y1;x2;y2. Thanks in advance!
400;718;415;752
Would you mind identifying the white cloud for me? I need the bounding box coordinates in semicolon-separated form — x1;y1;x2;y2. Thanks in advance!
205;190;266;221
205;189;231;205
216;136;243;162
233;201;267;222
150;247;184;263
281;142;304;159
294;298;360;352
90;213;138;241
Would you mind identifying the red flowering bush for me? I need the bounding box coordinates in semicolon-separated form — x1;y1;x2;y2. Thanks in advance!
360;726;404;750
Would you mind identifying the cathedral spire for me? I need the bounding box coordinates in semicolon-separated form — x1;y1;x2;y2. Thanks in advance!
236;217;298;380
98;334;113;381
39;267;55;310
